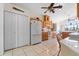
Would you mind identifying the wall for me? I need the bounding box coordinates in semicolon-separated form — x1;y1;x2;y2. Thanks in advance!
0;3;4;55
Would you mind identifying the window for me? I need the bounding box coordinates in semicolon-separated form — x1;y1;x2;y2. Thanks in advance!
64;19;79;31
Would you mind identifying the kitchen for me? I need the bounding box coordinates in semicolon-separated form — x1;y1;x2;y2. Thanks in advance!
0;3;79;56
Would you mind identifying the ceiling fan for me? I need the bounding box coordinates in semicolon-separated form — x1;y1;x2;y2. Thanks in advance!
41;3;62;13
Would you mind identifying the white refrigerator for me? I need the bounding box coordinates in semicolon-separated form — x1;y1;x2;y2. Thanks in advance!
30;20;42;45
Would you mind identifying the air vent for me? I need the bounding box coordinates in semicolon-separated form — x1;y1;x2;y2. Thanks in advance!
13;7;24;13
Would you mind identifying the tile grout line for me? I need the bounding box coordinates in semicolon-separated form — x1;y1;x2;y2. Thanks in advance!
30;46;39;56
21;47;27;56
12;49;14;56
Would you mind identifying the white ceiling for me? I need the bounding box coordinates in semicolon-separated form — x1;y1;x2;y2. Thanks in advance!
13;3;63;16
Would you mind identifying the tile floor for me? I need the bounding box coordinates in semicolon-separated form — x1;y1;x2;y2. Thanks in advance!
2;30;79;56
3;37;79;56
3;39;59;56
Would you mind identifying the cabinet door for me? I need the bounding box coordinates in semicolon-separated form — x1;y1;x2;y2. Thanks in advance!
4;11;17;50
17;14;29;47
42;32;48;41
77;3;79;17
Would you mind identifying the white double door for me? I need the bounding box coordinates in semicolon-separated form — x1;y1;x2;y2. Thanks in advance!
4;11;29;50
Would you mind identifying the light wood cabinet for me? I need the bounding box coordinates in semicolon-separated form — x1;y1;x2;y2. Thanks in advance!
61;32;71;39
77;3;79;17
42;15;53;29
42;32;48;41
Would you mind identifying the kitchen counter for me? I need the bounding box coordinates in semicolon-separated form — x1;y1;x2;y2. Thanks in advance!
60;37;79;55
69;32;79;41
61;32;71;39
62;31;74;32
69;32;79;35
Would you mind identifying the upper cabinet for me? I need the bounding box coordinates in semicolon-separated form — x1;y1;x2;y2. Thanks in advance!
42;15;53;29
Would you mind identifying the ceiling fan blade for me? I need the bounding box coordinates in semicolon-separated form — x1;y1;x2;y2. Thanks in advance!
50;3;54;7
48;3;55;8
44;9;49;13
51;10;55;13
41;7;48;9
53;5;62;8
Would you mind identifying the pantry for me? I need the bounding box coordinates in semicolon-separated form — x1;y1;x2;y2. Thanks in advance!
4;11;30;50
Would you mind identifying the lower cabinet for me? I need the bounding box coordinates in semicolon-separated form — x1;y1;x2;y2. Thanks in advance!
61;32;71;39
42;32;48;41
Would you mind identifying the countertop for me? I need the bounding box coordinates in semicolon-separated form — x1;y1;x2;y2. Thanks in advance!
62;31;74;32
69;32;79;35
60;37;79;55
